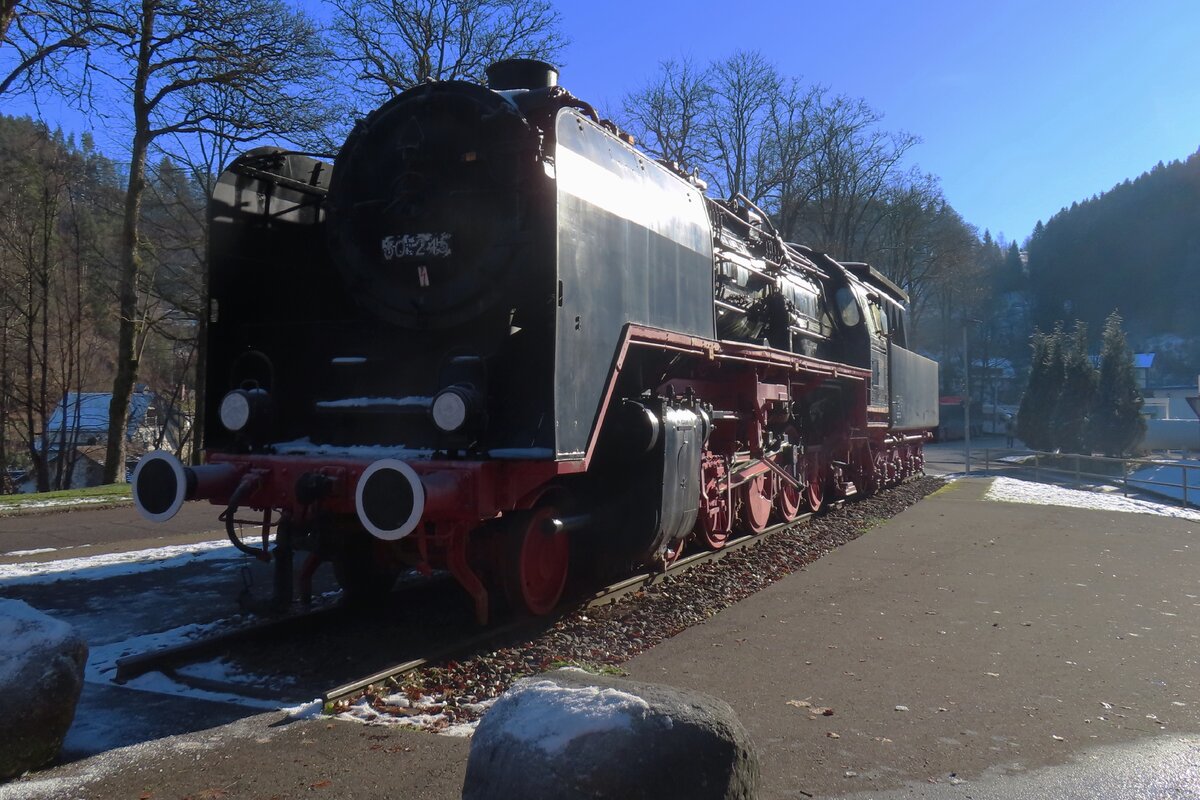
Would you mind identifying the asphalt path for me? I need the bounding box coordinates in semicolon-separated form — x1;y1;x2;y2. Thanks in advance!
4;473;1200;798
0;501;225;562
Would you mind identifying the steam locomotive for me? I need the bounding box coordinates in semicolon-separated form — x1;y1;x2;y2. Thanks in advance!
131;60;938;621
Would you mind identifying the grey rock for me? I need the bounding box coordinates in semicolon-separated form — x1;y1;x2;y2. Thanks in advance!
463;668;759;800
0;599;88;780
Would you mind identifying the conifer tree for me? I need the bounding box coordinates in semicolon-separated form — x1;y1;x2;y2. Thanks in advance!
1017;329;1054;450
1088;311;1145;456
1052;322;1097;453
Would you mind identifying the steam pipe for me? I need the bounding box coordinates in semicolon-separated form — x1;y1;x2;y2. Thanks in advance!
224;472;270;561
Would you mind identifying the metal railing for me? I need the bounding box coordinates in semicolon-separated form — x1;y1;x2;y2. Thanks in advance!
980;449;1198;509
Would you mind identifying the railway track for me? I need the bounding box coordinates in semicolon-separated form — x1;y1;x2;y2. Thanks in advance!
320;508;827;704
112;505;828;706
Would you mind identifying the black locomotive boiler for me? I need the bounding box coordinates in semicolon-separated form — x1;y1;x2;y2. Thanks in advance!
131;60;938;621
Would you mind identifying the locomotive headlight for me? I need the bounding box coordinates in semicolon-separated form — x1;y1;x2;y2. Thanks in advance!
219;391;252;432
219;389;271;434
430;385;480;434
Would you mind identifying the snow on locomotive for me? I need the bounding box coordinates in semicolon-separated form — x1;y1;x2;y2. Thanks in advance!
131;60;938;621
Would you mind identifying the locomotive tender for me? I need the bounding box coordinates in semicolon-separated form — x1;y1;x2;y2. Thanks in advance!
131;60;938;621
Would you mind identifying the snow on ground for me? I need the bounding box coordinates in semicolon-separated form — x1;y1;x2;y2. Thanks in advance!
0;496;128;515
986;476;1200;521
0;539;242;585
332;692;495;738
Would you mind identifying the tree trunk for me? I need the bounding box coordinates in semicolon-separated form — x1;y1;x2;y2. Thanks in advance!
103;2;154;484
104;131;150;484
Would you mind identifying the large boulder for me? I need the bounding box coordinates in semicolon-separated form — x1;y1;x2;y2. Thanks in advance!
463;668;759;800
0;599;88;779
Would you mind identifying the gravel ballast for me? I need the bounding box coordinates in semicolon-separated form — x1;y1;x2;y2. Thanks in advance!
341;477;945;729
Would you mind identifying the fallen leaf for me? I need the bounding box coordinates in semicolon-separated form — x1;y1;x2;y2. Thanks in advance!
827;731;840;739
786;700;812;709
895;705;910;712
985;672;1000;678
309;780;332;789
1051;735;1065;741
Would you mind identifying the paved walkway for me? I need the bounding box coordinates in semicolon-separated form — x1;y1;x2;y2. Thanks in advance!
0;502;224;564
4;478;1199;799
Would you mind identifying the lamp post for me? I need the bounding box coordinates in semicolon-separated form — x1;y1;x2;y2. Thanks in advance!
964;319;982;474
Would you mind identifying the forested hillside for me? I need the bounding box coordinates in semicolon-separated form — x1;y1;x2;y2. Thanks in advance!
0;115;201;490
1027;151;1200;383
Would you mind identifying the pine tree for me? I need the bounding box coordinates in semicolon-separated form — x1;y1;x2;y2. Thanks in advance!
1017;328;1055;450
1088;311;1145;456
1052;322;1097;453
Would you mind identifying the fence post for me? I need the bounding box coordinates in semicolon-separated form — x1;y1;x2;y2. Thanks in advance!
1034;453;1039;482
1074;455;1080;488
1122;459;1128;497
1183;466;1189;509
986;449;991;472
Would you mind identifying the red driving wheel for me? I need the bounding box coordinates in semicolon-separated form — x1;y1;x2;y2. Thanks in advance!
775;465;802;523
502;506;569;616
741;472;774;533
806;455;825;513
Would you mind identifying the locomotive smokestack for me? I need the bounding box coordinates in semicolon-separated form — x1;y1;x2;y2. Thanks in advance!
486;59;558;90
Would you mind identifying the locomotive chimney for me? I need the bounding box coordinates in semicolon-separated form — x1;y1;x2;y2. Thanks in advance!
486;58;558;90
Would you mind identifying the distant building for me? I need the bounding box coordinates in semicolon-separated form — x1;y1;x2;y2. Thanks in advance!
21;389;193;491
1145;384;1199;421
1133;353;1154;389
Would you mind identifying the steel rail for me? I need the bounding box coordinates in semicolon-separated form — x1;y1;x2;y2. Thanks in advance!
113;604;348;684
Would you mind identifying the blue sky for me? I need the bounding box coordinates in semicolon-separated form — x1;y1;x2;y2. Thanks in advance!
550;0;1200;245
7;0;1199;246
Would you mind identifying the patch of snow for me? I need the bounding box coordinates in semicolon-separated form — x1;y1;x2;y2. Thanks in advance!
269;437;435;460
482;678;651;754
86;615;249;684
0;599;76;683
487;448;556;459
334;693;494;738
175;656;298;688
985;476;1200;521
118;670;279;710
2;547;58;556
315;396;432;409
0;539;240;586
279;698;324;719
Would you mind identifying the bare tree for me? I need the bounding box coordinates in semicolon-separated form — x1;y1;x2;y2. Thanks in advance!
795;94;920;259
11;0;335;483
620;57;712;172
759;77;820;237
702;50;780;203
330;0;566;106
0;0;111;96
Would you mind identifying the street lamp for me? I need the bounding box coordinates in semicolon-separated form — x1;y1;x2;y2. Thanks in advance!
964;318;983;474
